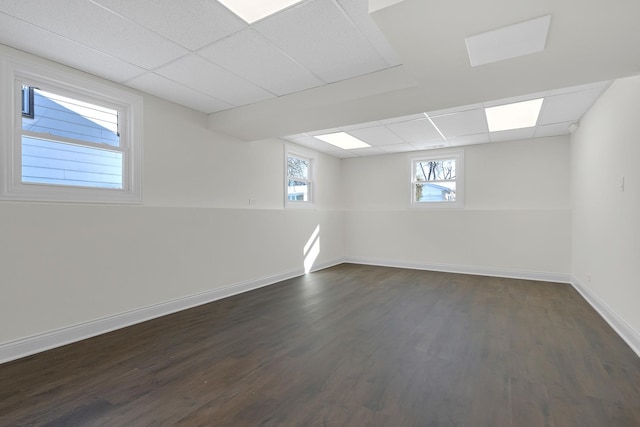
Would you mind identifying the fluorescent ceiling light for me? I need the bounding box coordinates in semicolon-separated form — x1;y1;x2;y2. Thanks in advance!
485;98;544;132
315;132;371;150
465;15;551;67
218;0;304;24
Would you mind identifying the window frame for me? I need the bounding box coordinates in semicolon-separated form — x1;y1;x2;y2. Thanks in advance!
285;151;314;208
410;150;464;209
21;85;34;119
0;55;143;204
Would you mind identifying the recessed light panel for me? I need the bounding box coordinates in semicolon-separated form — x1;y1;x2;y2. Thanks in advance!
485;98;544;132
465;15;551;67
315;132;371;150
217;0;303;24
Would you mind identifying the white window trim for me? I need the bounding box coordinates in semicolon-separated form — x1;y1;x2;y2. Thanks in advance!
410;150;464;209
285;150;315;208
0;55;143;204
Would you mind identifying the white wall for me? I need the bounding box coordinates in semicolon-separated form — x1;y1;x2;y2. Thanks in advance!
342;137;572;278
143;95;342;210
571;75;640;350
0;44;586;360
0;46;344;350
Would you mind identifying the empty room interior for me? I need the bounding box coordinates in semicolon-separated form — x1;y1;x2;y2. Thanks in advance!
1;0;639;425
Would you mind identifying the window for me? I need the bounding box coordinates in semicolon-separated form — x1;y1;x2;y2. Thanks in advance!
411;151;464;208
0;57;142;203
21;86;123;189
286;153;312;205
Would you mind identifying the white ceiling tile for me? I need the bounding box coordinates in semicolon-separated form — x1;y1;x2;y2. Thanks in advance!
483;91;548;109
307;127;343;136
253;0;388;83
386;118;443;143
410;141;449;150
534;121;573;138
378;143;419;153
198;29;323;96
0;0;188;69
429;109;488;138
347;125;404;146
326;150;359;158
346;146;385;156
91;0;246;51
156;54;274;106
340;120;384;131
379;113;425;125
426;103;484;117
447;133;490;146
0;12;144;83
126;72;232;113
284;135;336;151
336;0;401;66
489;127;536;143
538;89;604;125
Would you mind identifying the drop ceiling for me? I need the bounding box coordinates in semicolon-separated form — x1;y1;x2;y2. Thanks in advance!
210;0;640;141
284;80;610;157
0;0;399;113
0;0;639;157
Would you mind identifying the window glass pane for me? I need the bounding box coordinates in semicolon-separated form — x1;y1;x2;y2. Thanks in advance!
287;180;310;202
415;159;456;182
22;136;123;189
22;88;120;147
415;182;456;202
287;156;309;179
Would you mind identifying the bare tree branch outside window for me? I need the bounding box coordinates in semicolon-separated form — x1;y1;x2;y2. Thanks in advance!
414;158;457;202
287;155;311;202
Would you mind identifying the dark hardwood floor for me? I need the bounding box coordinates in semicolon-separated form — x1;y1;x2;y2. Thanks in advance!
1;264;639;426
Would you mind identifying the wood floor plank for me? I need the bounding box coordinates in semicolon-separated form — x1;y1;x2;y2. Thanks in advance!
1;264;639;426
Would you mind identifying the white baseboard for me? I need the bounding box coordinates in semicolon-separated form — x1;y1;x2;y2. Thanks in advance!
344;256;571;283
571;277;640;358
0;257;343;365
13;258;627;366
